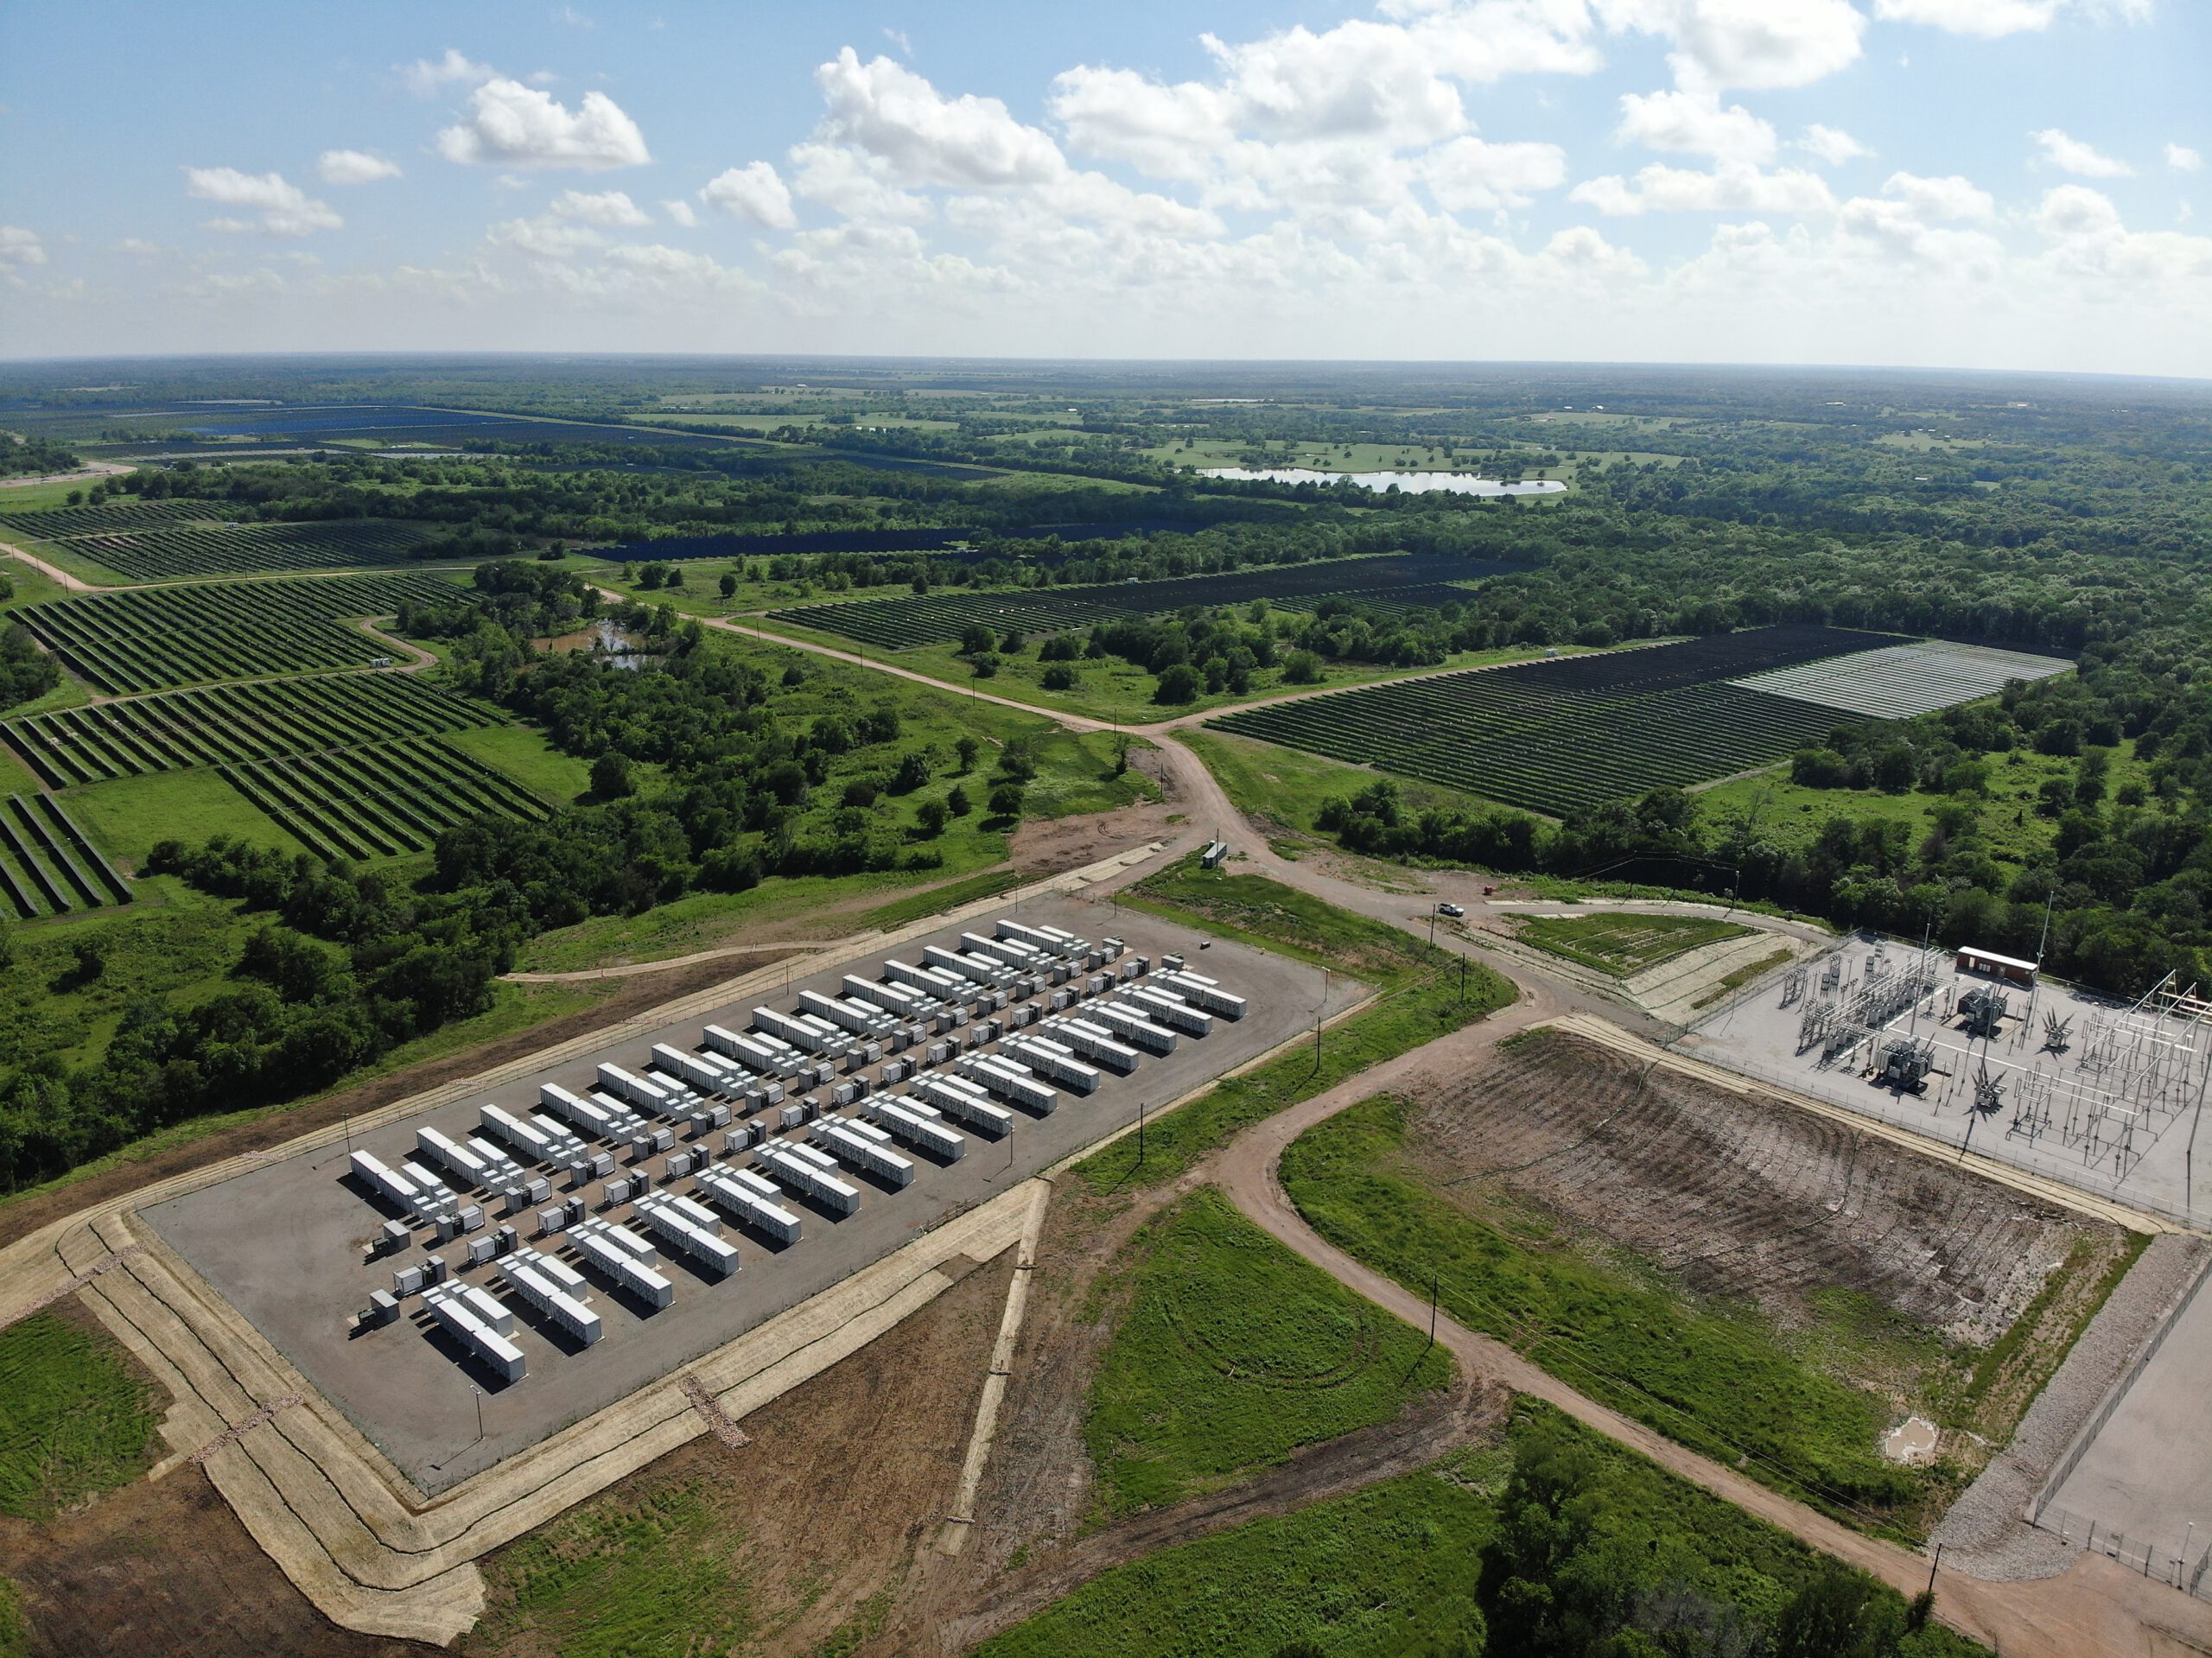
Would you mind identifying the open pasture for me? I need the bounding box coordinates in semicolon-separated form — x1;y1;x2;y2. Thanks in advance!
1212;625;1897;816
767;554;1526;648
0;792;133;918
15;572;460;694
44;518;434;580
222;734;555;861
3;671;501;786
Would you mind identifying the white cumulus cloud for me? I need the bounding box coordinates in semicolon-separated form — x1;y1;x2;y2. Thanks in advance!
318;149;403;185
2167;143;2202;173
1873;0;2153;33
817;49;1065;188
550;188;650;226
400;48;495;97
2033;184;2212;287
1796;124;1870;165
1872;0;2058;33
1420;135;1568;211
436;79;651;171
2031;128;2133;178
184;167;343;236
1571;160;1838;216
701;162;799;229
0;226;47;276
1598;0;1867;91
1614;88;1777;163
661;199;699;227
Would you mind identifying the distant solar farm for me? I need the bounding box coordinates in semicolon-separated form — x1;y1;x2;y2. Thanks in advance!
1210;628;2074;817
767;553;1524;648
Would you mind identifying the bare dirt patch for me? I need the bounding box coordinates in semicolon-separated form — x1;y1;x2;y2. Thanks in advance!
0;952;792;1253
464;1246;1013;1658
1006;802;1177;878
1411;1029;2128;1348
1;1458;435;1658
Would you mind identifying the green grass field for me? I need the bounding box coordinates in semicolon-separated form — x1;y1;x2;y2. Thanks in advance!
61;769;309;868
443;722;597;804
512;859;1013;972
0;1572;22;1658
0;877;250;1070
858;866;1021;931
0;1310;160;1521
1085;1188;1452;1516
868;638;1547;724
1510;912;1754;977
982;1450;1505;1658
1281;1092;1961;1535
474;1483;754;1658
1077;861;1511;1189
980;1405;1986;1658
1697;740;2152;878
0;552;73;611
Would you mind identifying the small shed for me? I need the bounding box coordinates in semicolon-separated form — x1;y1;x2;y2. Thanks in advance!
1956;945;2037;988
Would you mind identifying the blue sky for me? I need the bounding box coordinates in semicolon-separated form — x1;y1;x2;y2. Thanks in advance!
3;0;2207;373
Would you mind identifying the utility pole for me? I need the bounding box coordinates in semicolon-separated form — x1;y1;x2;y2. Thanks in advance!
1136;1098;1147;1169
1427;1274;1439;1355
471;1383;485;1446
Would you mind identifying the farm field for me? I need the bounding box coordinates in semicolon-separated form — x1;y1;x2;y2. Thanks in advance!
12;571;457;693
1211;625;1909;816
0;792;132;919
1509;912;1755;976
766;553;1526;648
1281;1029;2139;1535
21;517;435;581
1084;1187;1452;1517
2;671;503;786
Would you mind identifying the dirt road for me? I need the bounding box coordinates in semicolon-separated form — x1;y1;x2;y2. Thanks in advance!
1;540;96;592
743;626;2212;1655
1213;1037;2212;1657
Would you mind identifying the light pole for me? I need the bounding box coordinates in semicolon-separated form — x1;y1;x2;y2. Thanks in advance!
471;1382;485;1446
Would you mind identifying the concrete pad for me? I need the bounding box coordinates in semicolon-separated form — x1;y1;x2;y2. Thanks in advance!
145;899;1348;1494
1675;933;2212;1223
2047;1270;2212;1575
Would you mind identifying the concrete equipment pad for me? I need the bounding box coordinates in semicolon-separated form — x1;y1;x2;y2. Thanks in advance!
146;899;1348;1493
2046;1274;2212;1570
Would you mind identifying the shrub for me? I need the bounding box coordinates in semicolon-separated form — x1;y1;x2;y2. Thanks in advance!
590;750;633;798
